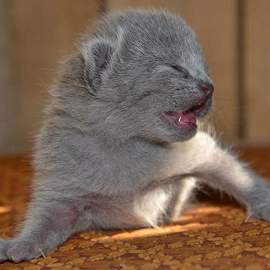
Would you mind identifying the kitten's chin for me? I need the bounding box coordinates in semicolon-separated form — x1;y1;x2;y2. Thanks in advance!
159;126;198;143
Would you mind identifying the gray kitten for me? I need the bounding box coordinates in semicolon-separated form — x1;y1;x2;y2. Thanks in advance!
1;9;270;263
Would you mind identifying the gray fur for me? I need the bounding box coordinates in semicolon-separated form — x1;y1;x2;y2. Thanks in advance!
1;9;270;263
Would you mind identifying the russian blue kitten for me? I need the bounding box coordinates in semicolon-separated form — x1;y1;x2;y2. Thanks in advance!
1;9;270;263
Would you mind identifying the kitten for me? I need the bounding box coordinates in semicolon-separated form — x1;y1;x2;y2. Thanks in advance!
1;9;270;263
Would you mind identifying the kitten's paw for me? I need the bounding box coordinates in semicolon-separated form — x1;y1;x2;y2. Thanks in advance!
0;238;46;263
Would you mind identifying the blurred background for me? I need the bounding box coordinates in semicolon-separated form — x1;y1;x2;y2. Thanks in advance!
0;0;269;156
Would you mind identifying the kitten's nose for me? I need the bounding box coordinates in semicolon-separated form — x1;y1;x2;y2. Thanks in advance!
200;82;214;98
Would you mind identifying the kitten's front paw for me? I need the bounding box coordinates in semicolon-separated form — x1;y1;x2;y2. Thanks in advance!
0;238;46;263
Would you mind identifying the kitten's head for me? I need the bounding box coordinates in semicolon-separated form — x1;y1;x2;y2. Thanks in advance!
61;9;214;143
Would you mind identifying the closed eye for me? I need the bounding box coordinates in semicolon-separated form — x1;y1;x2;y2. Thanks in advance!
168;64;190;79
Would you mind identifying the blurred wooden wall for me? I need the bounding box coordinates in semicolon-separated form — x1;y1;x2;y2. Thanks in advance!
244;1;270;142
0;0;102;155
0;0;269;156
0;0;19;155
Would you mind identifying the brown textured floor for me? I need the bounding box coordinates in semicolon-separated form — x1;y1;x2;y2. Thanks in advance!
1;148;270;270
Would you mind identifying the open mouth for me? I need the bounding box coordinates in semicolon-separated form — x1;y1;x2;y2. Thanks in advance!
164;98;211;129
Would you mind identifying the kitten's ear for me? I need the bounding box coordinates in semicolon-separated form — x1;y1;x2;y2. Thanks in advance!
82;39;116;92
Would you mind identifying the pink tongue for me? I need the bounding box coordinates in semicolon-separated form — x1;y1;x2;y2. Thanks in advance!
166;111;196;126
180;111;196;124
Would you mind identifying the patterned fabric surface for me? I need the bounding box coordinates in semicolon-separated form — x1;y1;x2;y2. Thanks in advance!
0;148;270;270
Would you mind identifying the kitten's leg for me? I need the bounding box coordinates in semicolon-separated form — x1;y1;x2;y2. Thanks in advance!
164;131;270;221
0;198;79;263
163;177;197;222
